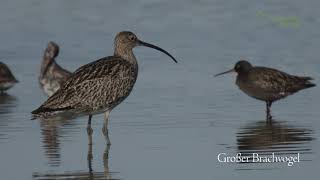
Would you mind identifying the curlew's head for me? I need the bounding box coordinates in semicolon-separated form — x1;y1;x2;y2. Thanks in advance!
114;31;177;63
215;60;253;77
44;41;59;59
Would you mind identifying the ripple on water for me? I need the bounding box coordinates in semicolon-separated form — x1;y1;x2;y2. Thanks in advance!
234;120;314;170
0;93;18;142
33;137;120;180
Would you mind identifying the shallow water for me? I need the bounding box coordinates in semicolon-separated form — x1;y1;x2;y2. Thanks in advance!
0;0;319;179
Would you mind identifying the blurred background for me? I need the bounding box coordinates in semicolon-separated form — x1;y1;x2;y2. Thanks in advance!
0;0;319;179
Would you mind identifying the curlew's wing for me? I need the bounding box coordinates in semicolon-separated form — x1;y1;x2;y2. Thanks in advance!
32;56;137;115
248;67;315;94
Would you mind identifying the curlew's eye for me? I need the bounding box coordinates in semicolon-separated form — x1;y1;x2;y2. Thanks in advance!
128;34;136;41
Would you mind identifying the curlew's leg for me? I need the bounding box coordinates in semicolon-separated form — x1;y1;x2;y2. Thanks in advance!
102;111;111;145
103;144;111;178
266;101;272;121
87;115;93;145
87;132;93;173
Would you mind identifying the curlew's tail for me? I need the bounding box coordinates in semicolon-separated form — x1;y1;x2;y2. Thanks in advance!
300;76;313;81
298;76;316;89
288;75;316;93
304;81;316;89
30;115;38;120
31;106;72;120
31;107;45;120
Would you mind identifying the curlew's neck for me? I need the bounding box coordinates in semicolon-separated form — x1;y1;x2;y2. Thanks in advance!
41;56;55;76
114;46;137;65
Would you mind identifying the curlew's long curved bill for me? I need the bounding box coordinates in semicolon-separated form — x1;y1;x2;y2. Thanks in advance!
214;69;235;77
138;40;178;63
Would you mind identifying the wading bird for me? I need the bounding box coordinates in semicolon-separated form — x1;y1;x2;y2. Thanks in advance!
215;60;315;120
39;41;72;96
32;31;177;145
0;62;18;93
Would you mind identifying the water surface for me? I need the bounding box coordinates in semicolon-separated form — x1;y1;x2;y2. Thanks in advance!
0;0;319;179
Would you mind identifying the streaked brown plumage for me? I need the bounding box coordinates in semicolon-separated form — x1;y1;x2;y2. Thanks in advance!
0;62;18;93
36;57;137;116
215;60;316;120
32;31;177;145
39;41;72;96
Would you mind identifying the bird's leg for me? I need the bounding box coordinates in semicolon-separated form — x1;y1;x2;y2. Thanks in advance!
103;144;111;178
87;115;93;135
102;111;111;145
87;132;93;173
266;101;272;121
87;115;93;144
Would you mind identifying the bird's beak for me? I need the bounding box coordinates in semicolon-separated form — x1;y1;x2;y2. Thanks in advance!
138;40;178;63
214;69;235;77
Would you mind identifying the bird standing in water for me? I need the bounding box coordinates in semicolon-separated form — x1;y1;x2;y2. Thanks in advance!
215;60;315;120
32;31;177;145
39;41;72;96
0;62;18;93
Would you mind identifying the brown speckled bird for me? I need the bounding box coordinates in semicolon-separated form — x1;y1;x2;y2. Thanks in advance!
215;60;316;120
0;62;18;93
39;41;72;96
32;31;177;145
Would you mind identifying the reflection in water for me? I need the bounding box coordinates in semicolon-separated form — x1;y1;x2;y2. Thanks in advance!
33;135;117;180
39;116;79;166
0;93;17;114
39;112;89;166
236;120;314;168
39;119;65;167
87;144;113;180
38;116;118;179
0;93;17;140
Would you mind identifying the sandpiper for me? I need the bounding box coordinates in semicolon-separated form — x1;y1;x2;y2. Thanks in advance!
0;62;18;93
215;60;315;120
39;41;72;96
32;31;177;145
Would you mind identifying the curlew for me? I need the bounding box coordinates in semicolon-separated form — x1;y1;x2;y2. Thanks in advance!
39;41;72;96
32;31;177;145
